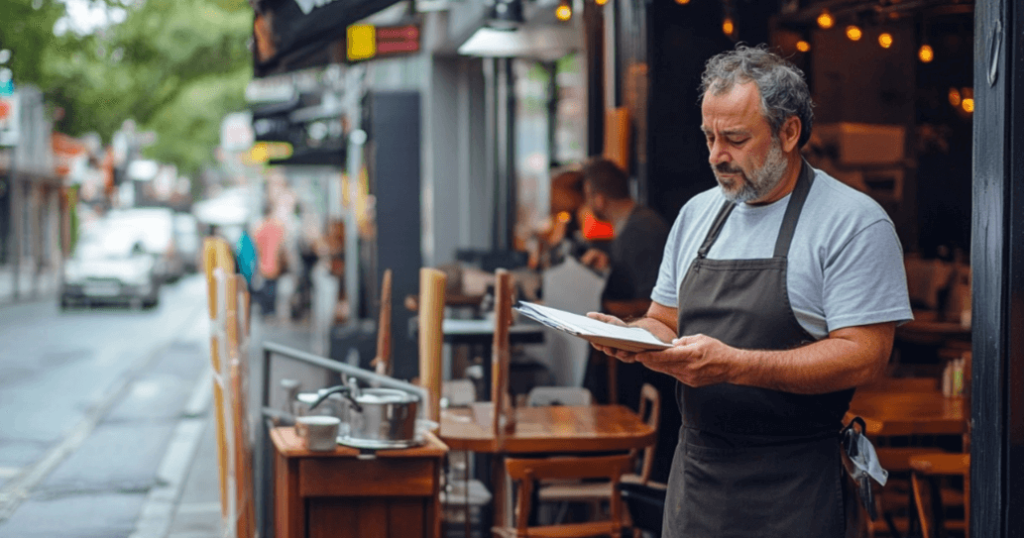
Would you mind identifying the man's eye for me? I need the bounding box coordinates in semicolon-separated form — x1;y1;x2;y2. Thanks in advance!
729;138;748;146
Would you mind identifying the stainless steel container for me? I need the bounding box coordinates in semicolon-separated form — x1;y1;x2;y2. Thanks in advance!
310;384;421;449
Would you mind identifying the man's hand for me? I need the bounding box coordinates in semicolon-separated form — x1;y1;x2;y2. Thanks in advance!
580;248;610;272
636;334;736;387
586;312;641;363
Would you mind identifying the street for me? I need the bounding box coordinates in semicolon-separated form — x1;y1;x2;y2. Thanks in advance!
0;275;216;537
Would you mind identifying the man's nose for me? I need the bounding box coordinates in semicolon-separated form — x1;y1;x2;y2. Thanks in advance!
708;140;729;165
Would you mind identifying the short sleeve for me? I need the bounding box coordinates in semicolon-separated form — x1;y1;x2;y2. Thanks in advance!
650;214;685;307
822;220;913;331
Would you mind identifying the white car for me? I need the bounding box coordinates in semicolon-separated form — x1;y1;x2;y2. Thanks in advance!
61;225;160;308
106;207;184;282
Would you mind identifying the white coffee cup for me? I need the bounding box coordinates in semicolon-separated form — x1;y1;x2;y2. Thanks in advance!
295;416;340;452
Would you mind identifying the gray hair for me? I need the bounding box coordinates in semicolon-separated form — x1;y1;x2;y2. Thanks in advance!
699;44;814;148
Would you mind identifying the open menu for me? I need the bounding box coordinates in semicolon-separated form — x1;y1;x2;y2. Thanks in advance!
514;301;671;353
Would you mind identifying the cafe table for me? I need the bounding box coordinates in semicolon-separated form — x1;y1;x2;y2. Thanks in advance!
439;402;656;528
846;389;966;437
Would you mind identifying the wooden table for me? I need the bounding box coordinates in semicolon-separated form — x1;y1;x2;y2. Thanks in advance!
439;403;656;528
272;427;448;538
847;390;966;437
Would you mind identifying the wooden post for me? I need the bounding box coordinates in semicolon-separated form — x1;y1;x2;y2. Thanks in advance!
491;269;515;443
373;269;393;377
418;268;446;422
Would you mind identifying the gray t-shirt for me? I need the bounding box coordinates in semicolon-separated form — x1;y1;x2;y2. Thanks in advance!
651;166;913;340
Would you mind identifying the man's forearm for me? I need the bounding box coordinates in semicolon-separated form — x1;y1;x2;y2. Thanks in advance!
727;333;888;394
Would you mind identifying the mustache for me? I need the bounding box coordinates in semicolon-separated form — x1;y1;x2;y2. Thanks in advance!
714;162;744;175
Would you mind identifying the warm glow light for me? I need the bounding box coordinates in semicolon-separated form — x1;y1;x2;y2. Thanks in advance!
845;25;862;41
878;33;894;49
676;0;691;4
918;44;934;63
557;211;571;224
595;0;609;5
722;17;734;37
948;88;962;107
555;2;572;21
796;40;811;52
817;10;834;29
962;98;974;113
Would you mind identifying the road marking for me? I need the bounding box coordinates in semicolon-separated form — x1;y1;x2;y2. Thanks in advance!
183;373;213;418
0;302;206;523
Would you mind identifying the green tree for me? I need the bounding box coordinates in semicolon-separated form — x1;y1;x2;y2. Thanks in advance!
2;0;253;175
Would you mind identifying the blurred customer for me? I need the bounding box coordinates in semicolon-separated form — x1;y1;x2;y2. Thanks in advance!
580;157;669;319
578;157;674;482
254;205;287;317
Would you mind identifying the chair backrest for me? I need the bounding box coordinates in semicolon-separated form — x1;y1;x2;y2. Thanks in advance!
633;384;661;484
506;454;632;538
526;386;593;407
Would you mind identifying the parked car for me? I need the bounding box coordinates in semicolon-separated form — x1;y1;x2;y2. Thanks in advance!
174;212;201;273
61;225;160;309
106;207;184;283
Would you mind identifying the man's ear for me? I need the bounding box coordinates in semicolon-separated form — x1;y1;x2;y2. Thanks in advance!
780;116;802;153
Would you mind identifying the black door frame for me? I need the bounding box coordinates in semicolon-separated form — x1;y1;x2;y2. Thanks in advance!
972;0;1024;536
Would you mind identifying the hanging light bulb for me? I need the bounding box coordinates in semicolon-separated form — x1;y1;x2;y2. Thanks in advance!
948;87;962;107
722;16;735;37
595;0;609;5
796;40;811;53
817;10;834;29
918;44;934;63
878;32;894;49
962;98;974;113
555;0;572;21
845;25;862;41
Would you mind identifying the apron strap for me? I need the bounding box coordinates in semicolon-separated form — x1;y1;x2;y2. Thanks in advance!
697;201;735;259
773;159;815;258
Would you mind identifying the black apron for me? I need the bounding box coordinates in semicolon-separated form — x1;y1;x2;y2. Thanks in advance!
662;161;853;537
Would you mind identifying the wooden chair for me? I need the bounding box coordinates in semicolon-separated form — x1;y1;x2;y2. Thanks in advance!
495;454;633;538
910;453;970;538
535;384;661;537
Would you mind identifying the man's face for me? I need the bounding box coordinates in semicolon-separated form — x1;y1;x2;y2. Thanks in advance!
701;81;788;204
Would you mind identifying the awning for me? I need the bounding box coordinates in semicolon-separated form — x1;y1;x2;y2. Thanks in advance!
252;0;405;78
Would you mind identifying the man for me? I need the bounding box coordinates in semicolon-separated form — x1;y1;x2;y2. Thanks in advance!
580;158;670;318
588;45;912;536
576;158;677;480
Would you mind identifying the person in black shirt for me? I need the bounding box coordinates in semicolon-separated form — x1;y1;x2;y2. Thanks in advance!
579;158;677;483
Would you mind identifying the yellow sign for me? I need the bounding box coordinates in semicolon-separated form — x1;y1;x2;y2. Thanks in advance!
247;141;293;164
347;25;376;62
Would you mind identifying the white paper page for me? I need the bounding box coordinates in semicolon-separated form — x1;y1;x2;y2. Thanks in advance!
515;301;670;348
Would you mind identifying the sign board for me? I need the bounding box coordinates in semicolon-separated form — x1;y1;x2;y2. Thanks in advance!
346;24;420;63
220;112;255;152
0;93;19;147
246;141;293;164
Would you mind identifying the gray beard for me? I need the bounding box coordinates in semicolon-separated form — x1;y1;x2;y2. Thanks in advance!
715;140;788;204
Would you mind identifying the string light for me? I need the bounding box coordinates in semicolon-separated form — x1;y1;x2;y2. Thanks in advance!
817;10;834;29
918;44;934;63
878;32;894;49
845;25;862;41
722;17;735;37
962;98;974;113
555;0;572;21
796;40;811;53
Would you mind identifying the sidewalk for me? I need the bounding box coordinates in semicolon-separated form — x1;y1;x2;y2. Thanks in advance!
156;314;322;538
0;265;59;304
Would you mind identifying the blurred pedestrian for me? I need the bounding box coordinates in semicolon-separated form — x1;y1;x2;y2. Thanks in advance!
254;204;287;317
